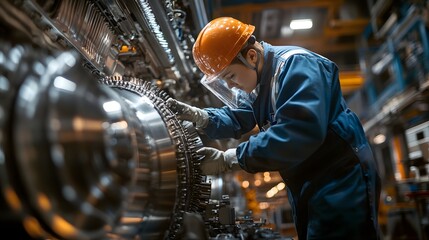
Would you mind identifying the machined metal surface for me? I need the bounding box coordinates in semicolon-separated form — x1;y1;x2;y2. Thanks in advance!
100;76;211;239
1;47;138;239
0;0;202;88
0;0;214;239
0;39;211;239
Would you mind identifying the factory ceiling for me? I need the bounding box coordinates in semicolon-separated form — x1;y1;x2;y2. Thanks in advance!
209;0;371;97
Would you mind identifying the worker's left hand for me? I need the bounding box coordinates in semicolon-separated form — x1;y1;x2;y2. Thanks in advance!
197;147;241;175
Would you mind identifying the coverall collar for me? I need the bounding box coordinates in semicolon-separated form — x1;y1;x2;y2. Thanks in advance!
258;41;275;86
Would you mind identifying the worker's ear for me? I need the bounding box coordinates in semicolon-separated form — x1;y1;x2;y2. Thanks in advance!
246;49;258;66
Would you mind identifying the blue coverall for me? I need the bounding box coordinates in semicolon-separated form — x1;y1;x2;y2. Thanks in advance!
203;42;381;239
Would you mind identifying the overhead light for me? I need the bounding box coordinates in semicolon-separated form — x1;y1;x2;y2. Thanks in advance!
373;134;386;144
276;182;286;191
241;180;250;189
266;187;278;198
264;176;271;182
290;19;313;30
259;202;270;210
266;182;286;198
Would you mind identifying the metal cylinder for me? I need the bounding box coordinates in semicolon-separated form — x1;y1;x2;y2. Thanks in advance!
0;44;210;240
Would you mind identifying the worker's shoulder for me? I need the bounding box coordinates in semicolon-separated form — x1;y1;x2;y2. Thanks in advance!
264;42;334;66
276;46;334;66
271;46;314;62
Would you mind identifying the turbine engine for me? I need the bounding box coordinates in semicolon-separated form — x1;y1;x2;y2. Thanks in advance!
0;43;210;240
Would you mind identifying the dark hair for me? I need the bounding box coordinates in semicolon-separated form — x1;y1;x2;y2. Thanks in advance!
230;35;256;65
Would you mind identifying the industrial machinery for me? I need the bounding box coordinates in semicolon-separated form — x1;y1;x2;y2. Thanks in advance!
0;0;289;239
0;41;212;239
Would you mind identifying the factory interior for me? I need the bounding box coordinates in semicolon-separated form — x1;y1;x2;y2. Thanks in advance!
0;0;428;239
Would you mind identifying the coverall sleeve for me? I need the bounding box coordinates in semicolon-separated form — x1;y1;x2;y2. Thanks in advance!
203;105;257;139
237;54;335;173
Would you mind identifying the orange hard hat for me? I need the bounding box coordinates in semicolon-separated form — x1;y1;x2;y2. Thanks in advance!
192;17;255;76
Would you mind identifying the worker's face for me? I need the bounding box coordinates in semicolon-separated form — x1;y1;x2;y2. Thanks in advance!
220;57;257;93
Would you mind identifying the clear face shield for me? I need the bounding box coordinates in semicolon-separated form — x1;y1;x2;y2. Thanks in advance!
201;74;258;109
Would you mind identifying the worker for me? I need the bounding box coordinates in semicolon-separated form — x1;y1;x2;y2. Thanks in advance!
167;17;381;239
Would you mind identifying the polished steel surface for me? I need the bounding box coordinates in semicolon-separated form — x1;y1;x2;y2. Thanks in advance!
11;51;138;239
4;0;203;89
0;43;210;239
109;88;177;239
0;0;212;239
100;76;211;239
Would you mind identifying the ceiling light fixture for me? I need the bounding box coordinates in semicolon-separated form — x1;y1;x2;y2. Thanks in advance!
241;180;250;188
290;19;313;30
373;134;386;144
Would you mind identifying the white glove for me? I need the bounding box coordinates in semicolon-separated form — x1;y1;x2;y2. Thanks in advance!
197;147;241;175
166;98;209;129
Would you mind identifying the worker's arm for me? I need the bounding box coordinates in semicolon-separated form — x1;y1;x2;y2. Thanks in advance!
237;54;335;173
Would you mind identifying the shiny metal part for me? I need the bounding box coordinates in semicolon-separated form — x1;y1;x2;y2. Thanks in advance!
147;0;193;80
0;45;138;239
138;0;174;64
0;0;215;239
100;76;210;239
0;0;210;101
189;0;209;34
0;43;211;239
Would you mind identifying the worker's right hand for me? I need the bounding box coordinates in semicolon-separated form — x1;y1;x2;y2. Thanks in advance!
166;98;209;129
